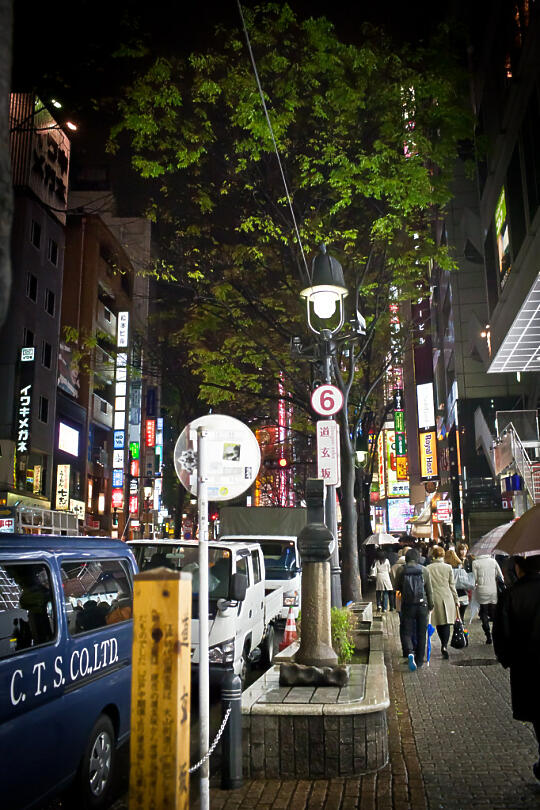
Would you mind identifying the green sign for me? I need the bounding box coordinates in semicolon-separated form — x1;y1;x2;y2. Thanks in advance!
130;441;140;460
394;410;404;432
395;432;407;456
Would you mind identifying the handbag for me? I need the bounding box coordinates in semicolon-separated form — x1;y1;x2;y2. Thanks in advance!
496;575;506;599
450;618;467;649
454;567;475;590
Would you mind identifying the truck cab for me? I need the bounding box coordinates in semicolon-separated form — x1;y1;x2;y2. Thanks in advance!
128;540;282;687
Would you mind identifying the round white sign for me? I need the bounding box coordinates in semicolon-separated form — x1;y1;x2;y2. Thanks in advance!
173;414;261;501
311;384;344;416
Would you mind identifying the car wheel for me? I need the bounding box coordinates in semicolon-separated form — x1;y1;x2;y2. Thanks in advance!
77;714;116;809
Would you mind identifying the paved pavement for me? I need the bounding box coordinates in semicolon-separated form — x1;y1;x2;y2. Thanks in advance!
187;595;540;809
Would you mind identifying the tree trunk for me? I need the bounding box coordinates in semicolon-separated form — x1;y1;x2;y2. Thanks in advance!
0;0;13;329
355;466;373;590
338;418;362;603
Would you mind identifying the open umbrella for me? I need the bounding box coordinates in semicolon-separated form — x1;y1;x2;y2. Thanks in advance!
469;521;514;557
364;532;398;546
495;505;540;557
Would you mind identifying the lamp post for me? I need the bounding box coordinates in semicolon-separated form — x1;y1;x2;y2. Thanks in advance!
299;245;349;609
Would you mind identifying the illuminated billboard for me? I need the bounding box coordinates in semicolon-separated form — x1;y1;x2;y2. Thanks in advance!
419;431;438;480
58;422;79;457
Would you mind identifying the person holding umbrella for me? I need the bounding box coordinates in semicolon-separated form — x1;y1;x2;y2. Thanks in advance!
493;554;540;781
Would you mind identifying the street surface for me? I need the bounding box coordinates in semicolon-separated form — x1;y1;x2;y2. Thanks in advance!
35;603;540;809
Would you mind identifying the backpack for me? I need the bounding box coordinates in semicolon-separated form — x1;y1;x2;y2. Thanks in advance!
401;566;426;605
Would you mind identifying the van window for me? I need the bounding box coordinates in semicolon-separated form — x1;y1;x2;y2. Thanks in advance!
251;550;262;584
61;559;133;635
0;563;56;658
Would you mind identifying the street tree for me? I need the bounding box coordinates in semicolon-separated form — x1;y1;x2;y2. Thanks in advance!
109;3;472;602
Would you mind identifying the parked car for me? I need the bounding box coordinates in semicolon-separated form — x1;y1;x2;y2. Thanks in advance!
0;535;137;810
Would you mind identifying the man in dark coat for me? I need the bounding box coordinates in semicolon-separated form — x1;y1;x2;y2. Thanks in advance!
493;554;540;781
394;548;434;670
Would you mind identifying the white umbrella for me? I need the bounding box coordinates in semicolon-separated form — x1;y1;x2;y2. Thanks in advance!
364;532;398;546
469;521;514;557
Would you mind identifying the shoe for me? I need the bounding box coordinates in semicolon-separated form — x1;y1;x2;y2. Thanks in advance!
408;653;417;671
442;647;449;659
533;761;540;781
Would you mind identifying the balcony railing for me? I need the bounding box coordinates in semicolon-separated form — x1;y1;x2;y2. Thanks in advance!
96;300;117;340
92;392;113;428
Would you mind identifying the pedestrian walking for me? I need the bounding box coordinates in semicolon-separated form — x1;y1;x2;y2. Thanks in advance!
393;548;434;670
455;542;473;622
472;553;504;644
426;545;460;659
370;549;393;612
493;554;540;781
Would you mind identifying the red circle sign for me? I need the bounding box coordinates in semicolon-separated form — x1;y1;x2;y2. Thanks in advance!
311;384;344;416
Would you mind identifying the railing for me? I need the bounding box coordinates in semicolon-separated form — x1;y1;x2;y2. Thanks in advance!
92;392;113;428
16;507;80;535
499;422;540;505
96;300;117;339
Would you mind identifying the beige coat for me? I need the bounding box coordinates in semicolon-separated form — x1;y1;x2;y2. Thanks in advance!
426;559;459;626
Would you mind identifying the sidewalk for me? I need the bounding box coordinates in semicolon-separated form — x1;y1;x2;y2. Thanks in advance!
192;602;540;809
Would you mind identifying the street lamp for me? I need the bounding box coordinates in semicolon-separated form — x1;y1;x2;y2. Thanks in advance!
298;245;350;608
300;244;348;333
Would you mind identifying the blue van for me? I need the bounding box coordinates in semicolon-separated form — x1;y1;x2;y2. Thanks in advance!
0;536;137;809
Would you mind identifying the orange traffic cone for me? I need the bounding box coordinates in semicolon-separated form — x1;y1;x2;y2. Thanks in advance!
279;607;298;651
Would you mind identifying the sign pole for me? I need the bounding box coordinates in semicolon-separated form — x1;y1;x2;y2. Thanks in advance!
197;427;210;810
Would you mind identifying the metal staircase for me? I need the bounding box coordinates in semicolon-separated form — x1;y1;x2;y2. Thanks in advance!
497;423;540;505
474;408;540;507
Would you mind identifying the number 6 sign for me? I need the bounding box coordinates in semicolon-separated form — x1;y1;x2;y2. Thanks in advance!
311;384;344;416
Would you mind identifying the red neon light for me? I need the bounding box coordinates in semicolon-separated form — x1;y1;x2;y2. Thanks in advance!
111;489;124;509
145;419;156;447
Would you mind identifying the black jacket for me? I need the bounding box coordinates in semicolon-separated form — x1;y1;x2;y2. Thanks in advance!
493;572;540;722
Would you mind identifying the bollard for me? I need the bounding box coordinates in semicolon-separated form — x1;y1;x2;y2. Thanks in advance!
220;671;243;789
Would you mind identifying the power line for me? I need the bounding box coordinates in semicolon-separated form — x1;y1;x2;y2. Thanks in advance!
236;1;311;285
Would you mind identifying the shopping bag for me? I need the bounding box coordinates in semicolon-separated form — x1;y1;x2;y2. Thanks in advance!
450;618;467;649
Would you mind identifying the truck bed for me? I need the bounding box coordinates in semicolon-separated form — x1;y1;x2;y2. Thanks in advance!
264;586;284;625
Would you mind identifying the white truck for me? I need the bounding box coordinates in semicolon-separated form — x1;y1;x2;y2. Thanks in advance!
128;538;283;686
218;506;306;622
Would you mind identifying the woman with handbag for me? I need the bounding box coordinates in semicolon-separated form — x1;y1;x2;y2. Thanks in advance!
426;545;460;658
454;543;473;622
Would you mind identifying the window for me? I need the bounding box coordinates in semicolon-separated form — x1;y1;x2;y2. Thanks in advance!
23;328;34;348
61;559;133;635
0;563;56;657
38;395;49;423
251;550;262;584
41;340;52;369
44;288;55;316
48;238;58;266
30;220;41;248
236;554;250;586
103;306;112;323
26;273;38;302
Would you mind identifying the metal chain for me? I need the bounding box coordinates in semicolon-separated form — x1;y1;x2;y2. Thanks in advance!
189;706;232;774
